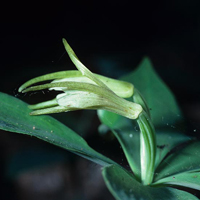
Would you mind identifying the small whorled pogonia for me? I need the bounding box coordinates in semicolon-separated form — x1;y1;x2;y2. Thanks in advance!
18;39;143;119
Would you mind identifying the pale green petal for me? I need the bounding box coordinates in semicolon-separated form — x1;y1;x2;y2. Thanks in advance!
56;92;142;119
50;76;95;91
57;92;110;109
100;104;142;120
95;74;134;98
52;76;94;84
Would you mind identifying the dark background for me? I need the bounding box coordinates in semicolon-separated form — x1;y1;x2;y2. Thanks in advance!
0;0;200;199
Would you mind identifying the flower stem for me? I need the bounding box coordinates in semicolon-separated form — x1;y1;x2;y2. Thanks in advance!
137;112;156;185
133;90;156;185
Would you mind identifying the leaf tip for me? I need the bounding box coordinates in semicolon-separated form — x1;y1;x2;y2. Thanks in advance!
62;38;67;44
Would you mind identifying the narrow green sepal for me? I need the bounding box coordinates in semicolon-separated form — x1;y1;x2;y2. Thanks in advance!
62;38;111;89
28;98;58;110
18;70;81;92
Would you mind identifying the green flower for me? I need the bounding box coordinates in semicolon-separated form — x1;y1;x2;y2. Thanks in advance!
18;39;142;119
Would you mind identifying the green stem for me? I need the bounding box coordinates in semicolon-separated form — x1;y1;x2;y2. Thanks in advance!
133;89;156;185
137;112;156;185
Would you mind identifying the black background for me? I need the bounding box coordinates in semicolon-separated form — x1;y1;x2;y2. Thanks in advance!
1;0;200;110
0;0;200;199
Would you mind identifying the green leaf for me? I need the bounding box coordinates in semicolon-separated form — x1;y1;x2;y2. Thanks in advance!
98;109;192;182
155;141;200;181
98;110;141;179
0;92;116;166
153;171;200;191
121;57;182;128
98;109;132;130
98;109;192;181
112;129;141;180
102;165;199;200
155;132;192;169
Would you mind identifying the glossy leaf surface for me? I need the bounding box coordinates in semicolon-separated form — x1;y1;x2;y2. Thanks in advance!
121;57;182;128
102;165;199;200
98;109;141;179
155;141;200;181
98;109;191;180
155;132;192;169
0;92;116;166
153;171;200;191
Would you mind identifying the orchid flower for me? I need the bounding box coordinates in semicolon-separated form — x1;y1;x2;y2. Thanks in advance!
18;39;143;119
18;39;156;185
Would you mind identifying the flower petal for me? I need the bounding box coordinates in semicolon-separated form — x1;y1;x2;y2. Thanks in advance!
95;74;134;98
56;91;110;109
56;91;142;120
